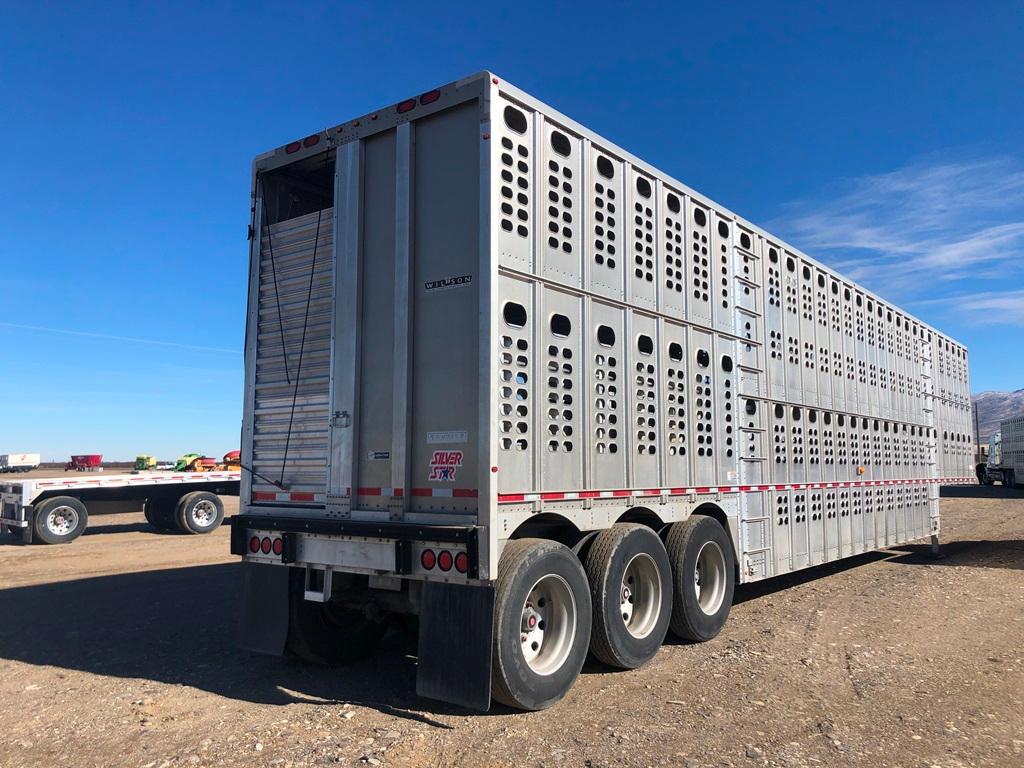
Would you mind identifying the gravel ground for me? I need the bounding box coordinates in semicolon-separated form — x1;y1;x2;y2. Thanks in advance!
0;488;1021;768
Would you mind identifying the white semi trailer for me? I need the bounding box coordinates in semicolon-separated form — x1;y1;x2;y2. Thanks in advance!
231;72;975;711
0;453;41;473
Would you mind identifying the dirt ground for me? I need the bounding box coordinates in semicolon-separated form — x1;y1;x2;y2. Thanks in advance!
1;487;1022;768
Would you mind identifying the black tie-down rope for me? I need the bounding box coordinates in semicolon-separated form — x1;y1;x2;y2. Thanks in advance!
279;208;323;488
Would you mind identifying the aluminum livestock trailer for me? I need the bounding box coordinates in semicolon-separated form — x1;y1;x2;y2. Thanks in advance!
1;470;240;543
231;72;975;711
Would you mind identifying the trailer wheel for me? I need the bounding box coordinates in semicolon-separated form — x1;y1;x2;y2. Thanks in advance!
491;539;592;711
175;491;224;534
143;496;178;530
583;523;672;669
665;514;735;642
285;570;388;665
32;496;89;545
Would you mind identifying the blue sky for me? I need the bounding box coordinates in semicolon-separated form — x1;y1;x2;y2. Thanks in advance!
1;2;1021;460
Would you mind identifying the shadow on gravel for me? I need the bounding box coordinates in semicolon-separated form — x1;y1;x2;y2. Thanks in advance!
940;484;1024;499
887;539;1024;571
0;564;458;723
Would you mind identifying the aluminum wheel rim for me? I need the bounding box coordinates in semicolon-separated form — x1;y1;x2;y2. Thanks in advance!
620;552;662;639
520;574;576;676
46;506;79;536
694;541;727;615
190;500;217;528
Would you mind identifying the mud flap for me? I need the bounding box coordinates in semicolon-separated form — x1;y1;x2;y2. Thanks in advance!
416;581;495;711
236;561;289;655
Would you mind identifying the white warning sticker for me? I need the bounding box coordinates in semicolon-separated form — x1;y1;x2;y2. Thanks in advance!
426;430;468;444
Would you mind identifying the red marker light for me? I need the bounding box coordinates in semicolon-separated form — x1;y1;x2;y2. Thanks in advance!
455;552;469;574
260;537;272;554
419;89;440;105
285;141;301;154
420;549;436;570
397;98;416;114
438;550;453;572
272;538;284;556
248;536;260;553
302;134;320;148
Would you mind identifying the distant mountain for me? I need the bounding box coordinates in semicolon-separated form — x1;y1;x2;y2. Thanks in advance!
972;389;1024;443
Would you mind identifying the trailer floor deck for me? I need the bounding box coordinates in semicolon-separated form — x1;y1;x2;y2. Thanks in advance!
1;492;1022;768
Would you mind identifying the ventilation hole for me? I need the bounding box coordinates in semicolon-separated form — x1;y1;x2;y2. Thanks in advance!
769;247;778;263
635;176;652;198
550;314;571;337
696;349;710;368
717;221;729;237
503;106;527;134
740;232;751;249
596;155;614;179
693;208;707;227
668;342;683;362
637;335;653;355
503;302;527;328
745;400;757;415
774;404;784;419
550;130;571;156
721;355;733;373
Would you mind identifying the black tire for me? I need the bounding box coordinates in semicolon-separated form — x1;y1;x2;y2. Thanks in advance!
285;569;388;665
174;491;225;534
665;515;736;642
583;523;672;669
491;539;592;711
143;495;178;530
32;496;89;545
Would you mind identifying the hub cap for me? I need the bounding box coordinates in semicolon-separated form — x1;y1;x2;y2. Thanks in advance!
45;505;79;536
694;540;727;615
520;574;576;676
190;500;217;528
620;552;662;639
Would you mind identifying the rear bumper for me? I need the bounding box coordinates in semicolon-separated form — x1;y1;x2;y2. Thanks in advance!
230;514;482;580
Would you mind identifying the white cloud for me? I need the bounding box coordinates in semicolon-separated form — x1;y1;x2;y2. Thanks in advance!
767;155;1024;322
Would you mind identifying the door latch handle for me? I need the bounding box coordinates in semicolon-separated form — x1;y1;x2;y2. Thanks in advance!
332;410;351;428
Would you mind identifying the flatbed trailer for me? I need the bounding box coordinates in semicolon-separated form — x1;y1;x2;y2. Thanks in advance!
231;72;974;712
1;470;241;544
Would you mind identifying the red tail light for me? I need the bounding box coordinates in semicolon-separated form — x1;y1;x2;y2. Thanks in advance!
272;538;284;556
437;550;453;572
421;549;436;570
419;89;440;105
397;98;416;114
455;552;469;574
302;134;320;148
260;537;272;554
285;141;301;154
248;536;260;553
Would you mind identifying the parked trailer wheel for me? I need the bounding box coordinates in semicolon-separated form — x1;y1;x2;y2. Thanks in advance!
285;569;388;665
175;491;225;534
665;514;736;642
143;495;179;531
32;496;89;545
583;523;672;669
491;539;592;711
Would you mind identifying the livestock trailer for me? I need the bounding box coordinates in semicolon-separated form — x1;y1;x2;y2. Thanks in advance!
231;72;975;711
